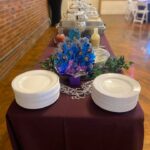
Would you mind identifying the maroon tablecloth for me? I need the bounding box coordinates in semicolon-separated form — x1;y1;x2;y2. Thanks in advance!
6;35;144;150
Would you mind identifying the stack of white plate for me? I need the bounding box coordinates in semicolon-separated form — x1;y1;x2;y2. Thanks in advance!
91;73;141;113
11;70;60;109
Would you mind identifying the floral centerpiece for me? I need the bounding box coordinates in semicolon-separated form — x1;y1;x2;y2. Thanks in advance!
41;28;133;86
54;37;95;77
41;29;95;85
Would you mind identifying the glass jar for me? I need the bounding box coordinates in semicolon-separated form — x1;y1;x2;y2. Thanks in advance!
55;28;65;43
91;28;100;49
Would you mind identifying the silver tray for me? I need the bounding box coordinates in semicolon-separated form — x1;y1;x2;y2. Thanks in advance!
58;17;106;35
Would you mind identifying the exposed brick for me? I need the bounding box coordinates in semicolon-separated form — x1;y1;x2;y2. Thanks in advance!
0;0;50;78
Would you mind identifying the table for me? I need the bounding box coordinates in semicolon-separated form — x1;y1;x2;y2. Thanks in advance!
6;36;144;150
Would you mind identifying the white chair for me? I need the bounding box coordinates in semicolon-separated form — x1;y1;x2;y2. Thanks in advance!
133;2;149;24
125;0;137;21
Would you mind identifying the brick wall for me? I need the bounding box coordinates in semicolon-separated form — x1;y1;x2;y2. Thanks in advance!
0;0;50;79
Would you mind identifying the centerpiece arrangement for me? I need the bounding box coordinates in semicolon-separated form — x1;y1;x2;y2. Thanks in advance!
41;28;133;87
55;38;95;77
41;29;95;86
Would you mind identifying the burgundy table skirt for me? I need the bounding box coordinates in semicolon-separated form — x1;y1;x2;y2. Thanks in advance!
6;35;144;150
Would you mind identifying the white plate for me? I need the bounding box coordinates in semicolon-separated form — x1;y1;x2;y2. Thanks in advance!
91;74;141;113
93;73;141;98
91;93;137;113
14;82;60;98
16;92;60;109
92;86;138;104
94;48;110;64
12;70;59;94
14;86;60;101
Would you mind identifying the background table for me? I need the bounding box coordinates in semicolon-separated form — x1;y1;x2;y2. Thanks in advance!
6;35;144;150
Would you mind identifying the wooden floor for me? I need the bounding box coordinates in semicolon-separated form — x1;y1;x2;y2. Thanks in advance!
0;15;150;150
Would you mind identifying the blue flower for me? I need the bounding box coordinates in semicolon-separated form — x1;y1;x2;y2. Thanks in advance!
54;30;95;77
68;28;81;41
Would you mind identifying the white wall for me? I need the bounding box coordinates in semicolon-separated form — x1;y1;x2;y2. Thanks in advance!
101;1;127;15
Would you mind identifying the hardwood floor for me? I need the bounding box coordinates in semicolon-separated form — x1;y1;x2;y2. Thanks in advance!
102;15;150;150
0;15;150;150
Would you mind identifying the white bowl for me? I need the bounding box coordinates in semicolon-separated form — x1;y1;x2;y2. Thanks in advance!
94;48;110;64
91;73;141;112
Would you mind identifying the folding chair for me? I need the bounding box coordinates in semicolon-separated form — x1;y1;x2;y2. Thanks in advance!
133;2;149;24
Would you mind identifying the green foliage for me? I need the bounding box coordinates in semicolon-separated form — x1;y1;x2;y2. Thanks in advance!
87;56;133;79
102;56;133;73
40;55;56;72
41;55;134;80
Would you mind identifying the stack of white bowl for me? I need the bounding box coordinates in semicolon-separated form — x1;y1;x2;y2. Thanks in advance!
91;73;141;113
11;70;60;109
